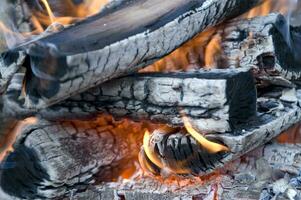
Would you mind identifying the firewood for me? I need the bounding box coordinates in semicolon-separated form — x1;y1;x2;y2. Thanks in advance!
0;117;145;199
5;0;261;109
5;68;257;133
219;13;301;80
139;91;301;176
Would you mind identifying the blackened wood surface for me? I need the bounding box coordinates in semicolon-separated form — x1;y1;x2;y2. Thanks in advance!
0;118;143;199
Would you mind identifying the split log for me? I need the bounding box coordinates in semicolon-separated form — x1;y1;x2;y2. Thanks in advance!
5;68;257;133
0;118;145;199
139;90;301;176
7;0;261;109
219;13;301;80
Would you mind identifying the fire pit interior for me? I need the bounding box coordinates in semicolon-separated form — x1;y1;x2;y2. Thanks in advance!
1;0;301;199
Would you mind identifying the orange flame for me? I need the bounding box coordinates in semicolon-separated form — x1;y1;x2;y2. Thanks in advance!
143;130;164;169
31;0;109;31
40;0;56;24
204;34;222;68
182;116;229;153
0;117;37;161
245;0;293;18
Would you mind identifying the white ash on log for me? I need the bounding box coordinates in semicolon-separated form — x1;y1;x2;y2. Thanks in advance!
218;13;301;80
5;68;257;133
6;0;261;109
0;117;145;199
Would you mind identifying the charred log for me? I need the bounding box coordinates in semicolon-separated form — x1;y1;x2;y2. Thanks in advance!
0;118;144;199
6;0;261;109
219;13;301;80
5;68;257;133
140;91;301;176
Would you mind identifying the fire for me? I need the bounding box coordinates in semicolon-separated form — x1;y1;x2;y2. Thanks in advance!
204;34;222;68
182;116;229;154
245;0;296;18
143;130;164;169
0;118;37;162
40;0;56;24
31;0;109;30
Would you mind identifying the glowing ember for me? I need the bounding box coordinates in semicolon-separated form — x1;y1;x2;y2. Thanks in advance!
182;116;229;154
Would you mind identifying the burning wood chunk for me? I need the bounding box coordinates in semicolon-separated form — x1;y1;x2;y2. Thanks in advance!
219;13;301;80
4;0;261;109
0;117;145;199
5;68;257;133
139;90;301;176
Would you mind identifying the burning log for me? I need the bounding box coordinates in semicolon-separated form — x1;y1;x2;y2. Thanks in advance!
219;13;301;80
0;117;144;199
5;68;257;133
140;90;301;176
5;0;261;109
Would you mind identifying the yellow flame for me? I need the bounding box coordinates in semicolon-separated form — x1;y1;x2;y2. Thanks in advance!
143;130;164;168
182;116;229;153
40;0;56;24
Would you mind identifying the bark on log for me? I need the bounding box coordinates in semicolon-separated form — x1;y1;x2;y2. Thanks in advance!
0;118;144;199
219;13;301;80
139;90;301;176
7;0;261;109
5;68;257;133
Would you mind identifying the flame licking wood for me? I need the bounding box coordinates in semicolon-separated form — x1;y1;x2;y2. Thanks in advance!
182;116;229;154
0;118;37;162
31;0;109;31
143;130;164;169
